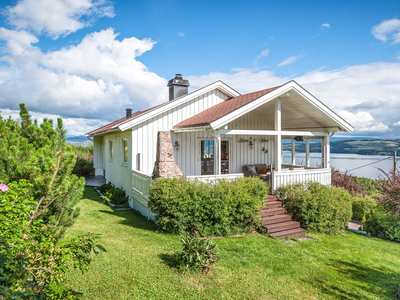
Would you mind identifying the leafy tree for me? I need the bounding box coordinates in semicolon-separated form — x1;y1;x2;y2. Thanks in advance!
0;104;84;236
0;181;104;299
0;105;103;298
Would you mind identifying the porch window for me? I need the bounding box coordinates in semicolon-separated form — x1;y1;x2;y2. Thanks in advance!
201;140;214;175
123;140;128;162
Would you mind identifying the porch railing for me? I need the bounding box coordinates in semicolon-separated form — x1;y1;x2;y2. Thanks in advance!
272;168;331;191
132;170;152;210
186;173;244;183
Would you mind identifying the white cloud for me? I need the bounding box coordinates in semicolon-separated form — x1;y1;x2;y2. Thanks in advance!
0;108;107;136
177;32;185;37
278;55;303;66
4;0;115;39
252;48;270;65
0;28;168;121
188;61;400;136
371;18;400;44
393;121;400;126
320;23;330;29
332;109;390;132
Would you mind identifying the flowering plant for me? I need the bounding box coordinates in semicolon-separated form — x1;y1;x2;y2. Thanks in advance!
0;182;8;192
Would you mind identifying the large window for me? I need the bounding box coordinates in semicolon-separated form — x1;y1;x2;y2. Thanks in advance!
109;140;113;159
123;140;128;162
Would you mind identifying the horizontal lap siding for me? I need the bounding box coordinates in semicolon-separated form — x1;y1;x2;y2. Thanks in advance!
131;90;230;175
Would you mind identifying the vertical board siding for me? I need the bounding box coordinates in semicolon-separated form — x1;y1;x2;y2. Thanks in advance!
131;90;230;175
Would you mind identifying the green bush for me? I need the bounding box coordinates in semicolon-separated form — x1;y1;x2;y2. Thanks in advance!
351;194;377;222
367;208;400;242
176;232;219;274
98;183;113;195
148;177;268;236
276;182;352;234
102;187;128;205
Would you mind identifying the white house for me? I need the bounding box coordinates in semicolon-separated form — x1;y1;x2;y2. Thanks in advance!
87;74;354;218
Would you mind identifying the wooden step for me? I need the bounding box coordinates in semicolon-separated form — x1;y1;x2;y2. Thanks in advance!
264;221;300;233
262;201;283;209
261;214;292;225
261;207;287;216
264;195;278;201
269;228;306;238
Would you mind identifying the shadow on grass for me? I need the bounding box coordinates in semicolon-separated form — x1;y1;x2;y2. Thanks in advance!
82;187;158;232
305;259;399;299
159;253;179;269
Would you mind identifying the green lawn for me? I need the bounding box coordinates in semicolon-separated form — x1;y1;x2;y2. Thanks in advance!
64;187;400;299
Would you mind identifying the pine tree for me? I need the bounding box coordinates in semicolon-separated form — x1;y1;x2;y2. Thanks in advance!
0;103;84;236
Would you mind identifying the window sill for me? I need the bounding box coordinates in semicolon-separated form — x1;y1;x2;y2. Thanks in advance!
121;162;128;167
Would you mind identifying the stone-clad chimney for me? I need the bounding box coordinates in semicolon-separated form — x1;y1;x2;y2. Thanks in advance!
167;74;190;101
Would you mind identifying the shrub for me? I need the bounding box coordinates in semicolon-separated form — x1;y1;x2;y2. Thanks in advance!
367;208;400;242
98;183;113;195
377;168;400;215
149;177;268;236
102;187;128;205
276;182;352;234
0;181;104;299
351;194;377;222
176;232;219;274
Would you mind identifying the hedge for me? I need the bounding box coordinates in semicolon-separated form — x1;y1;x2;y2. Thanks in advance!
367;208;400;242
275;182;352;234
148;177;268;236
351;194;377;222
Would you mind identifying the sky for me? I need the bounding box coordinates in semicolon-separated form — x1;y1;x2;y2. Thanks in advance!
0;0;399;138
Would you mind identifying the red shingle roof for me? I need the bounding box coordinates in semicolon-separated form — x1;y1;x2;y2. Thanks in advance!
86;110;147;136
173;86;280;129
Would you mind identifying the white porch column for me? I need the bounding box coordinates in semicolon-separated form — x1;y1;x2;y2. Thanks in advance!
321;139;324;168
275;98;282;172
214;134;221;175
305;139;310;167
324;135;330;168
291;139;296;165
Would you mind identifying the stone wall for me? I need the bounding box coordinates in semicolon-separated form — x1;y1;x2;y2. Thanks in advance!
153;131;184;178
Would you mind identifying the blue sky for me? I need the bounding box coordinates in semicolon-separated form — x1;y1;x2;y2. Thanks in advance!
0;0;399;137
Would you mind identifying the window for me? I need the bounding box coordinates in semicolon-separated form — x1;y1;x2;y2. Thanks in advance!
109;140;113;159
123;140;128;162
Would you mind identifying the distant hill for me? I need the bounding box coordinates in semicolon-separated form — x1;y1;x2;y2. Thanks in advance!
66;135;92;146
282;139;400;156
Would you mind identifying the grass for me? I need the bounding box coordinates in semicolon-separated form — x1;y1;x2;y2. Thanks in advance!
64;187;400;299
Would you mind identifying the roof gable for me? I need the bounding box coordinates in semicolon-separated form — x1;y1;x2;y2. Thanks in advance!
117;80;240;132
174;80;354;133
173;86;280;129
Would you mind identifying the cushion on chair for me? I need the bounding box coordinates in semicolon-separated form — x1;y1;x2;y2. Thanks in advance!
256;166;268;175
246;165;257;175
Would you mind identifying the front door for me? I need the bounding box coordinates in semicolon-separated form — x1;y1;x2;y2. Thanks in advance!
201;140;214;175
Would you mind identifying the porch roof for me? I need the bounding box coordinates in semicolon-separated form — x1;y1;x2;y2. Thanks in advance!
173;80;354;133
173;86;280;129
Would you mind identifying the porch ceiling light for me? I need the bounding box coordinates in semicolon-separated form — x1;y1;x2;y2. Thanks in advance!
294;136;303;142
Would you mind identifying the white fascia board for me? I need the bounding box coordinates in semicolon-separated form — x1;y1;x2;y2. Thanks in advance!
218;129;328;137
171;126;209;133
117;81;240;132
211;80;354;133
86;129;120;137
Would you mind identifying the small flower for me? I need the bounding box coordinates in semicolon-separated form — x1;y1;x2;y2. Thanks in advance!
0;183;8;192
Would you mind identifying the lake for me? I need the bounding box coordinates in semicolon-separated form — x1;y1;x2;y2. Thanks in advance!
282;151;396;179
